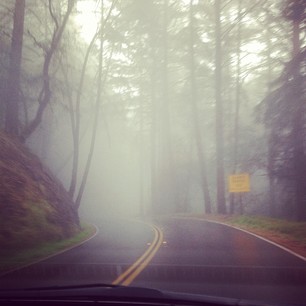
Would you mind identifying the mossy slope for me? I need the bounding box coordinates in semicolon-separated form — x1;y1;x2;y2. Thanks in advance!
0;131;79;253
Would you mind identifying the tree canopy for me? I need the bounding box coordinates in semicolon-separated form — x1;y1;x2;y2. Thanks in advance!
1;0;305;220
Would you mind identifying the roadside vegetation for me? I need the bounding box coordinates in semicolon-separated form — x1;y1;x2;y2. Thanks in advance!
0;131;83;272
1;1;306;220
0;1;305;274
0;223;96;274
193;214;306;258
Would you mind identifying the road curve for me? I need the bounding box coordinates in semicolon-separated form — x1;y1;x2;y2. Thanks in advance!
1;216;306;304
112;223;163;286
0;217;161;288
132;216;306;305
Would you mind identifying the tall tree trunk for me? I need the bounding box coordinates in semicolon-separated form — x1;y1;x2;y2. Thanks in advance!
139;88;145;217
150;42;158;215
215;0;226;214
291;18;305;220
265;22;276;217
20;0;74;142
189;0;211;213
69;0;116;200
5;0;25;137
158;0;176;213
230;0;242;215
75;0;105;209
69;31;99;198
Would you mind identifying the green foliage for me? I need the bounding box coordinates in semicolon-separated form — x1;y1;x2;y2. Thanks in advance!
282;0;306;22
261;47;306;219
229;215;306;242
0;223;95;274
1;0;301;218
0;131;80;255
0;200;81;252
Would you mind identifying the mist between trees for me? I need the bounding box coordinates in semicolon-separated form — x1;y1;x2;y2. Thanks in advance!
1;0;305;220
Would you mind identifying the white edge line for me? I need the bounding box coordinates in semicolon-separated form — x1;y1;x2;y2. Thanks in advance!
174;216;306;262
0;223;99;277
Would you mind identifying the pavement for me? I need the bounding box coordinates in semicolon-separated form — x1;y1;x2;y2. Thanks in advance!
1;216;306;304
133;216;306;304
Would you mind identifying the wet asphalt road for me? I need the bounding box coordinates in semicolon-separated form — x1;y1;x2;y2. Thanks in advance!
134;217;306;304
0;217;155;287
1;216;306;304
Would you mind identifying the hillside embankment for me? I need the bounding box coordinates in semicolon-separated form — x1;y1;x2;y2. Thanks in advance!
0;131;80;256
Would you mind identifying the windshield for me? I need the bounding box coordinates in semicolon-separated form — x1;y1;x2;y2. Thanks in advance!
0;0;306;305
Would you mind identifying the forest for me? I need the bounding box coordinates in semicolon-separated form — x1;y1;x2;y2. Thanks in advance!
1;0;305;221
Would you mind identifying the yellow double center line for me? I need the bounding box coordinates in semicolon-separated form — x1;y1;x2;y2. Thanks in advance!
112;224;163;286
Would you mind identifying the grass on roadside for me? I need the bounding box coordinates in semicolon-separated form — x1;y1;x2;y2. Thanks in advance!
228;215;306;245
180;213;306;256
0;223;96;274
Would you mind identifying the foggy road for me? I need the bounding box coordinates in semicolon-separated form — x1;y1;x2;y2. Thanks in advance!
1;216;306;304
132;216;306;304
0;218;158;287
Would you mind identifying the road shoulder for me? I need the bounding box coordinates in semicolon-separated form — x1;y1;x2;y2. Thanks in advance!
173;214;306;261
0;222;97;276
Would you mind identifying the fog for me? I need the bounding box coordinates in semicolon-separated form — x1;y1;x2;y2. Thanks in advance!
25;1;266;218
27;106;147;219
6;0;303;221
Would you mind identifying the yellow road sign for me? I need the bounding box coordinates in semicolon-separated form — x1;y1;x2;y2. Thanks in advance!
229;173;250;193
